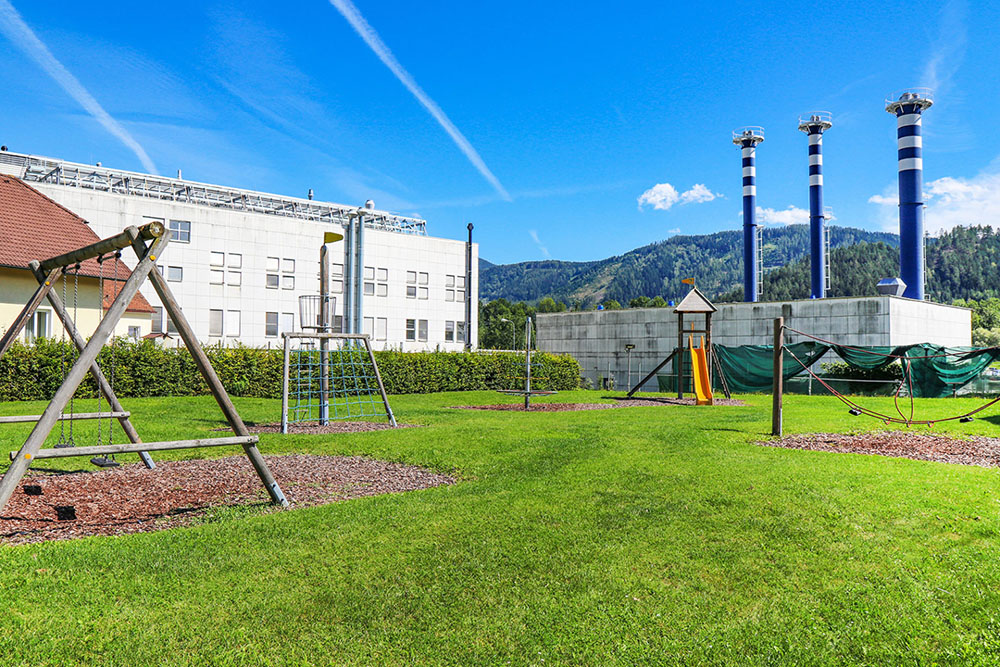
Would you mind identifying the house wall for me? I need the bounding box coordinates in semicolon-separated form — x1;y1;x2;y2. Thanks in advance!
0;268;151;343
536;296;971;391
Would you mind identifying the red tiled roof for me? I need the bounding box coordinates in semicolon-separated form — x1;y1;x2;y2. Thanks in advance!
0;176;154;314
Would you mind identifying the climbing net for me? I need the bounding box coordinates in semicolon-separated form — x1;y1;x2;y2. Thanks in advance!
781;325;1000;427
281;333;396;432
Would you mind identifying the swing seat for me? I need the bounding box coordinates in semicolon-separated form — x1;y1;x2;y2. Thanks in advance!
90;456;120;468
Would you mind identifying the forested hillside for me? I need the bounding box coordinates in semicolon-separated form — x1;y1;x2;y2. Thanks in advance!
480;225;898;305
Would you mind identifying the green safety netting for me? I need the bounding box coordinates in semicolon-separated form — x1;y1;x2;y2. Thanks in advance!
713;342;830;393
711;342;1000;398
902;345;1000;398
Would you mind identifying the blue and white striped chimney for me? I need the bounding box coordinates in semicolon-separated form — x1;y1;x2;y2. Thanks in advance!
798;112;833;299
733;127;765;302
886;89;933;300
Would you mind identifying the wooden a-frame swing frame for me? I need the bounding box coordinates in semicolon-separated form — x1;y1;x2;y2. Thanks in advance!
0;221;288;514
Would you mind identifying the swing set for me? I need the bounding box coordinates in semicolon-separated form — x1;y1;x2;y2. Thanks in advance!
0;221;288;515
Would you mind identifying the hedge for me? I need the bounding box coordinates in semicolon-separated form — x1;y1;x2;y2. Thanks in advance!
0;339;581;401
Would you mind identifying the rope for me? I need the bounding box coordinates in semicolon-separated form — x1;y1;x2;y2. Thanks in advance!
57;270;68;446
66;264;80;447
781;333;1000;427
107;252;120;448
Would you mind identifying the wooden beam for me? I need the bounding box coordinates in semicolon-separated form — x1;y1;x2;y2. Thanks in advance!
39;221;163;272
0;230;169;514
626;349;677;398
136;237;288;508
0;411;129;424
12;436;258;461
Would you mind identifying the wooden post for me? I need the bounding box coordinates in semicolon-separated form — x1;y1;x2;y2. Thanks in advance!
30;263;155;469
676;313;684;399
772;317;783;436
134;233;289;507
281;333;291;434
0;229;167;514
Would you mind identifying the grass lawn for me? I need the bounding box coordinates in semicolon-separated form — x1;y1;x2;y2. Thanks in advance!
2;390;1000;665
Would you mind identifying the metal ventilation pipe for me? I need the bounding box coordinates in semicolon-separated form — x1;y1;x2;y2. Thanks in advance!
886;89;933;300
733;127;765;302
798;112;833;299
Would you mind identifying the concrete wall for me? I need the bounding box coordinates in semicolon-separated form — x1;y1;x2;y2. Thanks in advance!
536;296;971;391
28;184;477;351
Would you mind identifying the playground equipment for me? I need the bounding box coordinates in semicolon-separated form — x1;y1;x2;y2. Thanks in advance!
769;317;1000;436
497;317;557;410
0;222;288;514
626;285;730;401
280;331;396;433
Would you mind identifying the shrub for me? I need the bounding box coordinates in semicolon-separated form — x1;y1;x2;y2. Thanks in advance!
0;339;581;401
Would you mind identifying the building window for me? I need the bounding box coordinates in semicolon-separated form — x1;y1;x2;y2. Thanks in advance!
266;274;279;289
446;274;455;287
280;312;294;334
445;320;455;342
227;310;241;337
266;256;279;272
228;253;242;269
364;316;374;337
377;317;387;341
377;268;388;282
405;319;416;341
446;289;455;302
169;220;191;243
332;280;343;293
210;251;225;267
418;319;428;342
332;263;343;277
333;315;344;333
127;326;140;340
418;287;428;300
282;258;295;273
457;290;465;302
24;310;50;342
228;271;242;287
376;283;388;297
457;321;467;343
209;309;223;337
406;271;416;284
364;266;375;280
364;282;375;296
166;266;183;282
406;286;417;299
265;312;278;337
166;313;178;335
210;270;224;285
282;275;295;290
457;276;466;288
418;272;429;285
151;307;163;333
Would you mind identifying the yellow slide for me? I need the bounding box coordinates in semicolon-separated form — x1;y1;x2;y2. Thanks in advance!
689;335;714;406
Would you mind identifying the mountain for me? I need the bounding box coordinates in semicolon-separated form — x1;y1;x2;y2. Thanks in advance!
480;225;899;305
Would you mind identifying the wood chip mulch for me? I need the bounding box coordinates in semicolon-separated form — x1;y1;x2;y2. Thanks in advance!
0;455;454;546
453;397;746;412
760;432;1000;469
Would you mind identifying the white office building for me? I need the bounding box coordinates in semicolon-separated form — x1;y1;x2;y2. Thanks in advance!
0;151;478;351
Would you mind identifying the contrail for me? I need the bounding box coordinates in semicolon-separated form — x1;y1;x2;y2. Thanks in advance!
329;0;510;201
0;0;158;174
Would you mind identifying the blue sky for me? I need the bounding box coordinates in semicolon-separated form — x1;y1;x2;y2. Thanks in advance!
2;0;998;265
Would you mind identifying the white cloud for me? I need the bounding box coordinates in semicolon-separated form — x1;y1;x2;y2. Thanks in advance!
755;206;809;225
638;182;720;211
528;230;550;258
868;165;1000;234
0;0;157;173
329;0;510;201
667;228;681;234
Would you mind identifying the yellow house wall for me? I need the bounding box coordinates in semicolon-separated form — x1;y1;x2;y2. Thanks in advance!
0;268;151;341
